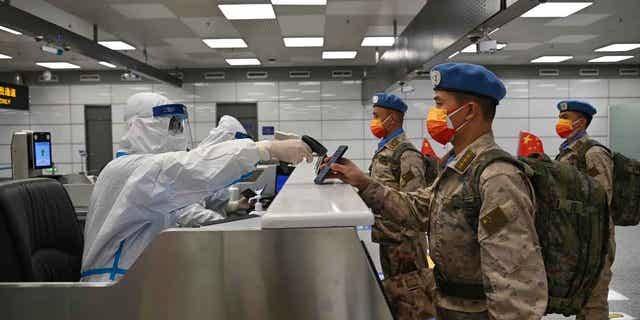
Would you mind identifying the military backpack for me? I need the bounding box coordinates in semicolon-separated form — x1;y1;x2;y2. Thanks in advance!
571;139;640;226
452;150;610;316
389;142;439;186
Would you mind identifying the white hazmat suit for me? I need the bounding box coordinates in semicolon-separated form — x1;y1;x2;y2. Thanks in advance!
81;92;311;282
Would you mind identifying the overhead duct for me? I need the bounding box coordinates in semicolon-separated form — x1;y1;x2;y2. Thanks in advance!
0;2;182;87
363;0;543;100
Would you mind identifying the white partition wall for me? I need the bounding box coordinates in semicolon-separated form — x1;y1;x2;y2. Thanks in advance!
1;77;639;177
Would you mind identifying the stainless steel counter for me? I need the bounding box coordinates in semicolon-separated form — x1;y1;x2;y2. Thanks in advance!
0;228;392;320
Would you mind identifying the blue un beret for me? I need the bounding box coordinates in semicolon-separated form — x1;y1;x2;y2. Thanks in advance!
372;92;408;113
430;63;506;104
557;100;597;119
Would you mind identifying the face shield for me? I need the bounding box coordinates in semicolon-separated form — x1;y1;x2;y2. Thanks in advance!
152;104;193;151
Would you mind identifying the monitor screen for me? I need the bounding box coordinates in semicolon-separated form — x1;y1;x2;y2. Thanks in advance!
33;141;52;169
0;81;29;111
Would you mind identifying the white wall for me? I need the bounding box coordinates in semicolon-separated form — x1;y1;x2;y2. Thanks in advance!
1;77;639;178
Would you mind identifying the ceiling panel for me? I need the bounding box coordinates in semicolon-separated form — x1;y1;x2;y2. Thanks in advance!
0;0;636;71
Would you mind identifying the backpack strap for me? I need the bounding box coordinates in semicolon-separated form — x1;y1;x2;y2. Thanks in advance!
432;149;530;300
574;139;611;173
390;142;422;181
468;149;529;199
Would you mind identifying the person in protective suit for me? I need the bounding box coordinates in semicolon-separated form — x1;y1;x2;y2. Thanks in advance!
81;92;312;282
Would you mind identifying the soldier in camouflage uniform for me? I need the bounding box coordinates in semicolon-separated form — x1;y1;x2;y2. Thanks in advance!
555;100;615;320
367;92;439;319
327;63;548;319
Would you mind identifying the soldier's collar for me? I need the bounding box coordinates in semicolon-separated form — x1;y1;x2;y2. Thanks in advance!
561;131;589;152
378;128;405;151
447;133;495;175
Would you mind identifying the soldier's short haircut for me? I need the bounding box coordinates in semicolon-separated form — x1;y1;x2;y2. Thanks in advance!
450;91;497;122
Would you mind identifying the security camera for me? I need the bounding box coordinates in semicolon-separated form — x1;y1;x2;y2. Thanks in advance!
467;31;483;44
34;35;44;42
42;70;52;81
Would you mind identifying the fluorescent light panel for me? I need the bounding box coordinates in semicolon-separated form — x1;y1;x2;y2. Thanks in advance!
202;38;248;48
283;37;324;47
448;51;460;59
0;25;22;35
521;2;593;18
361;37;395;47
36;62;81;69
99;61;117;68
322;51;357;59
0;53;12;59
225;58;261;66
218;4;276;20
589;56;634;63
531;56;574;63
595;43;640;52
461;44;477;53
271;0;327;4
98;41;136;50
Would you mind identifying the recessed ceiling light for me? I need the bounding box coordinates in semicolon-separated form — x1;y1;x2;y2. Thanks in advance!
361;37;395;47
595;43;640;52
218;4;276;20
98;61;117;68
98;41;136;51
283;37;324;47
271;0;327;4
225;58;261;66
202;38;248;49
0;25;22;35
531;56;574;63
589;56;634;63
322;51;358;59
448;51;460;59
521;2;593;18
36;62;81;69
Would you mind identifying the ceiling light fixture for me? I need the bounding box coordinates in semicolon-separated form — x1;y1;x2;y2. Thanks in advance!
595;43;640;52
488;28;500;35
531;56;574;63
271;0;327;4
99;61;117;68
225;58;261;66
36;62;81;69
0;53;13;59
448;51;460;59
322;51;358;59
0;25;22;35
218;4;276;20
361;37;395;47
521;2;593;18
202;38;248;48
98;41;136;51
588;56;634;63
283;37;324;47
461;44;477;53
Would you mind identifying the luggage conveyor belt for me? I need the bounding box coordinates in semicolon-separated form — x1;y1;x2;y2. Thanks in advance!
0;160;390;320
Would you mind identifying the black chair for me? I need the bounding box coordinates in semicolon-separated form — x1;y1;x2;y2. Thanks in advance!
0;178;83;282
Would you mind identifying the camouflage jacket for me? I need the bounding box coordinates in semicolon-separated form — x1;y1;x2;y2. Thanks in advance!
360;133;548;319
369;132;429;276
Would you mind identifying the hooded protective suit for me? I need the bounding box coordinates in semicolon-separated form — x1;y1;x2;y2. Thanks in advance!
81;93;310;282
